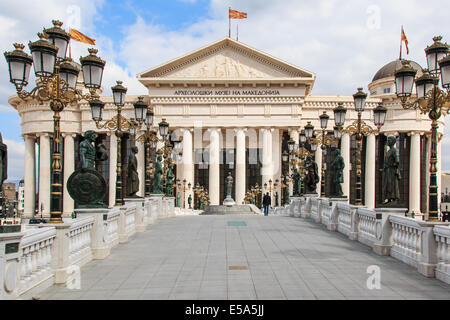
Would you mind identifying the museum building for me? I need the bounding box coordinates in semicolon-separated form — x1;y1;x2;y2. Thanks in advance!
9;37;444;220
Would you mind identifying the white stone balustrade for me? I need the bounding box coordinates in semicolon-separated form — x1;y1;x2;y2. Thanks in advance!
119;203;137;243
337;203;358;240
310;197;320;222
68;216;94;267
300;197;312;218
434;225;450;284
16;227;56;299
356;208;378;248
0;194;178;300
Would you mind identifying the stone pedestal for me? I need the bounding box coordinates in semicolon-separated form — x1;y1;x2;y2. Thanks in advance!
124;198;146;232
372;208;407;256
375;207;407;217
329;197;348;203
223;196;236;207
0;232;24;300
165;197;175;217
290;197;301;217
75;208;111;259
150;194;164;219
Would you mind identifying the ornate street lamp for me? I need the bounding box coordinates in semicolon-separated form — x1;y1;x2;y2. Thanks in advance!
308;112;339;197
91;84;146;206
136;101;158;197
334;88;387;206
4;20;105;223
394;36;450;221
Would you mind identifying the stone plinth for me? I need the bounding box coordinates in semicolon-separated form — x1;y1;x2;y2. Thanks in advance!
203;205;256;215
75;207;111;259
223;196;236;207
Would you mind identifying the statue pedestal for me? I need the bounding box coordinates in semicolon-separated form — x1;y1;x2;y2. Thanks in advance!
375;207;407;217
223;196;236;207
329;196;348;204
304;193;318;198
149;194;164;219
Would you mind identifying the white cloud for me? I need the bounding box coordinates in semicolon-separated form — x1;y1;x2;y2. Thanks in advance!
2;0;450;177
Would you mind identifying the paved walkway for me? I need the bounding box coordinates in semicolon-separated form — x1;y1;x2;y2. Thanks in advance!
36;215;450;300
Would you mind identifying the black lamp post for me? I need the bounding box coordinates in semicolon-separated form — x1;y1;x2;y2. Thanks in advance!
4;20;105;223
91;85;147;206
333;90;387;206
394;36;450;221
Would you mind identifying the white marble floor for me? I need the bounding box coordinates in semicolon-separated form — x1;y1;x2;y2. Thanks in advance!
35;215;450;300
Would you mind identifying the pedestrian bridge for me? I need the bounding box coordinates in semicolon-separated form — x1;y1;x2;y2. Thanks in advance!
1;196;449;300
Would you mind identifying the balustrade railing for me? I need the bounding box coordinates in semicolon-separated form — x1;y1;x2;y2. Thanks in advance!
433;225;450;284
17;227;56;297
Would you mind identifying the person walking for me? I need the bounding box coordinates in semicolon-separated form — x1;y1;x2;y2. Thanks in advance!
263;192;271;216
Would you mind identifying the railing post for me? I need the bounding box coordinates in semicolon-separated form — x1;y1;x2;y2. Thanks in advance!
0;232;24;299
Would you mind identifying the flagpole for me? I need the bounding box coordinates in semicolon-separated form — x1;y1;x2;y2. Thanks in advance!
229;7;231;38
399;26;403;60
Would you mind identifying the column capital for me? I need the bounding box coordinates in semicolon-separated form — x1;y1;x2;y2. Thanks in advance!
234;128;247;134
407;131;423;137
22;133;36;141
383;131;400;137
61;132;77;139
36;132;50;138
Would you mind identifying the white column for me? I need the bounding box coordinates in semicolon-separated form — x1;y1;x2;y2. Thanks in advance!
315;146;322;195
261;128;273;186
62;133;75;216
341;133;350;200
209;128;220;205
23;135;36;218
236;128;246;205
136;138;145;197
365;134;376;209
272;129;282;202
109;133;117;208
38;133;51;217
409;132;421;216
182;129;194;208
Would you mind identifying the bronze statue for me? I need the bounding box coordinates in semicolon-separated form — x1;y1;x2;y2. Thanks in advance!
153;155;163;194
67;130;109;208
381;136;401;204
304;156;319;194
292;167;302;197
166;162;174;197
226;172;233;198
188;193;192;209
331;149;345;197
0;133;7;190
127;146;139;197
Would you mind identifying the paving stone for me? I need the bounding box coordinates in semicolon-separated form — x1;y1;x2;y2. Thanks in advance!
36;215;449;300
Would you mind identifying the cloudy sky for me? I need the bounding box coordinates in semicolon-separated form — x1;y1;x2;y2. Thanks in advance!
1;0;450;180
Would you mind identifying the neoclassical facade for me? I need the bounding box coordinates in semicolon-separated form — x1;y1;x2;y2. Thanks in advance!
9;38;444;219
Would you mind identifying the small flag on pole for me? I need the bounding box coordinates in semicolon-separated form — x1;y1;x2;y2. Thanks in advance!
69;28;96;45
229;8;247;38
401;26;409;55
229;8;247;19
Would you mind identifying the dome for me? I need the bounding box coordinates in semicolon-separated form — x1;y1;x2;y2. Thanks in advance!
372;59;423;82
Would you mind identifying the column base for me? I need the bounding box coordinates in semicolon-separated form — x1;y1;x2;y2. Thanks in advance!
373;244;391;256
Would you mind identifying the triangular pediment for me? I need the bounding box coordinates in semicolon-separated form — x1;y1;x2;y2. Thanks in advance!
137;38;315;80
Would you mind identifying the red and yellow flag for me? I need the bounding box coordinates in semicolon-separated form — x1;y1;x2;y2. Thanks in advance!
401;26;409;55
229;8;247;19
69;28;96;45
